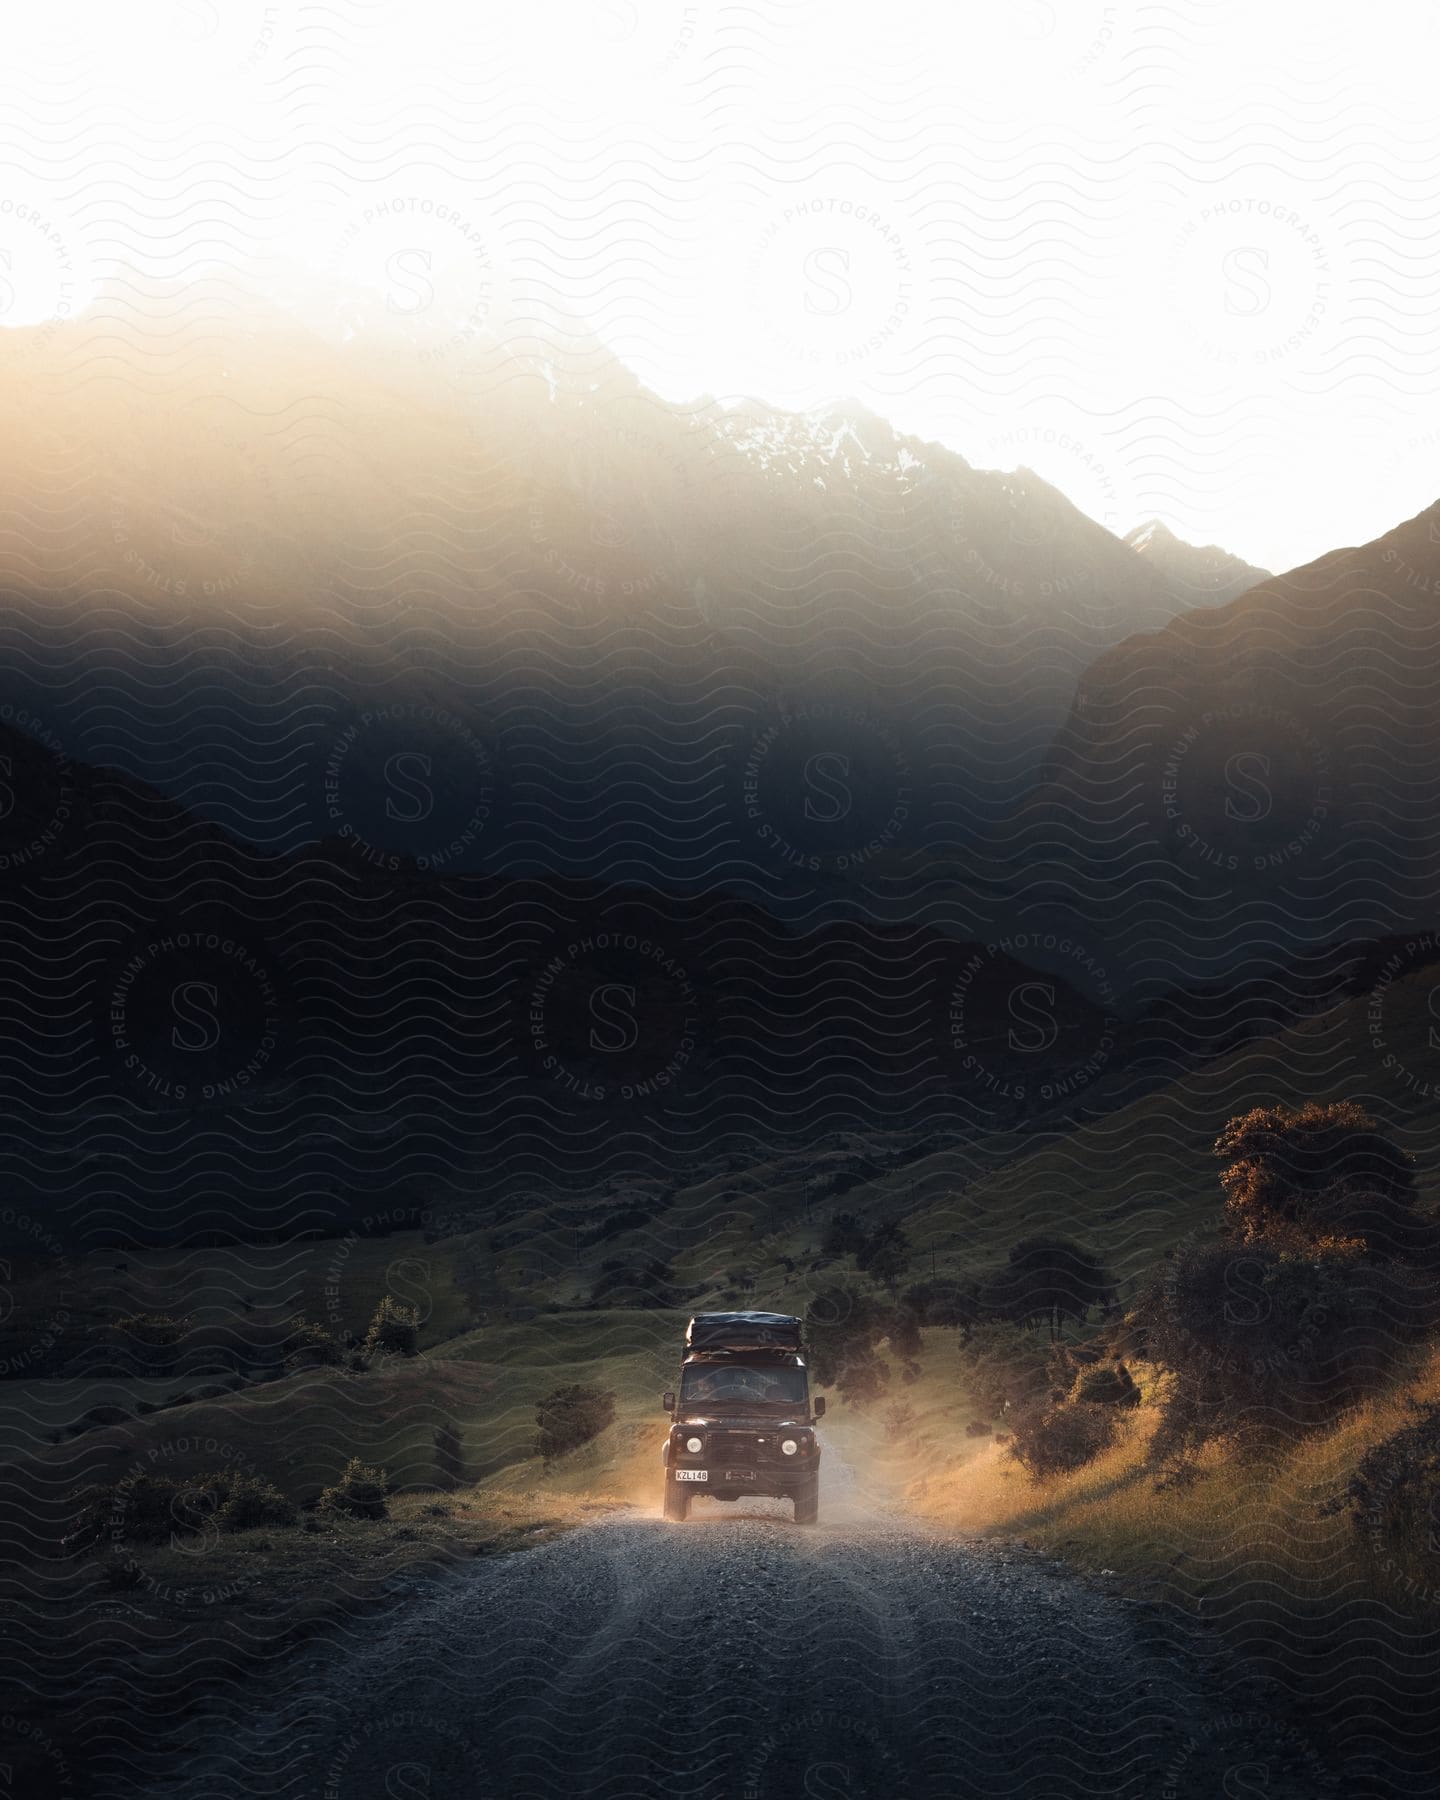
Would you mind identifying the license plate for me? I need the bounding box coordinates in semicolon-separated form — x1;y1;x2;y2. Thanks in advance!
674;1469;707;1482
724;1470;756;1483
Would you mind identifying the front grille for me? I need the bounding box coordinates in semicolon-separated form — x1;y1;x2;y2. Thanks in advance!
705;1430;774;1463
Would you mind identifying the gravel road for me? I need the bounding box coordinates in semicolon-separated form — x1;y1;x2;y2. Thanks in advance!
145;1459;1332;1800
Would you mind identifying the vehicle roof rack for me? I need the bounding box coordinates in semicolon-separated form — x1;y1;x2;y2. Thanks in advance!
685;1311;803;1351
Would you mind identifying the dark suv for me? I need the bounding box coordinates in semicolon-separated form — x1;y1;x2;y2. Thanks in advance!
661;1312;825;1523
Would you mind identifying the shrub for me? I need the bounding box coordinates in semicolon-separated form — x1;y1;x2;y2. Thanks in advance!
1071;1362;1141;1408
834;1348;891;1405
957;1320;1053;1419
1216;1101;1424;1260
1009;1401;1120;1480
286;1316;346;1369
535;1384;615;1460
363;1295;420;1359
1343;1403;1440;1556
215;1473;297;1533
856;1220;911;1289
67;1469;295;1551
1135;1238;1427;1463
317;1458;391;1520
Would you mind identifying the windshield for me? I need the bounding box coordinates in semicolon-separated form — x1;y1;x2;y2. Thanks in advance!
680;1364;808;1407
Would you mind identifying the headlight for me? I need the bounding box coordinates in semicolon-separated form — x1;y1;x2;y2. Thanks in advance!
685;1436;703;1454
781;1438;799;1456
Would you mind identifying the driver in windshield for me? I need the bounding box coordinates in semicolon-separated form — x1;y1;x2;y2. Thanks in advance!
689;1367;781;1403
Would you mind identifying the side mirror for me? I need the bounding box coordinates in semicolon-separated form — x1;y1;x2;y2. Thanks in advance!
662;1391;675;1412
812;1396;826;1419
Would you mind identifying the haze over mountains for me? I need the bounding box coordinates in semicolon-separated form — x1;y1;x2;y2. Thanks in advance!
0;309;1261;903
3;309;1438;1253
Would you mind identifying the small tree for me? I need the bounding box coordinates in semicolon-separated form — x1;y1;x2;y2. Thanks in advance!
857;1221;911;1290
804;1284;882;1386
983;1237;1113;1338
535;1385;615;1460
318;1458;391;1520
363;1295;420;1359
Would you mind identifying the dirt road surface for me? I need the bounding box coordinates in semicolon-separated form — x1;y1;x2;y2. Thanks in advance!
137;1451;1333;1800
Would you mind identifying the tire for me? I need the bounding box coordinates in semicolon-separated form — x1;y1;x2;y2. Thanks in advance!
663;1478;691;1521
793;1476;819;1525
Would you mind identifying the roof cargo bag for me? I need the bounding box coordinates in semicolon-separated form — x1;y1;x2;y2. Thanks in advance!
685;1311;803;1351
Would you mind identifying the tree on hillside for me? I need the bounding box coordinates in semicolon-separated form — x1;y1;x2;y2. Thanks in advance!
535;1385;615;1460
1217;1101;1425;1260
983;1236;1114;1339
856;1219;911;1290
1134;1103;1438;1466
363;1294;420;1358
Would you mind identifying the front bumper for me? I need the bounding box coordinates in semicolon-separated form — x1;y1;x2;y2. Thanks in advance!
664;1430;819;1496
670;1464;817;1498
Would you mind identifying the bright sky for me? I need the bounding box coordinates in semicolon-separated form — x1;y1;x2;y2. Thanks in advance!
6;1;1440;571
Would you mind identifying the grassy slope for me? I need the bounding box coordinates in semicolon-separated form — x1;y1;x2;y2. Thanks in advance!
8;965;1440;1786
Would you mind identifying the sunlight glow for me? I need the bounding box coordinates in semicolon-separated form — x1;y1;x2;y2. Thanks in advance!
6;1;1439;569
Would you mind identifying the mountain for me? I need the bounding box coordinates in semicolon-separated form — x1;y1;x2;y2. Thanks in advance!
1123;519;1269;605
0;715;1129;1256
0;307;1252;910
1022;501;1440;996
